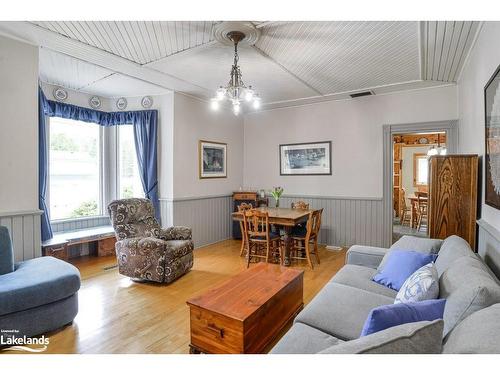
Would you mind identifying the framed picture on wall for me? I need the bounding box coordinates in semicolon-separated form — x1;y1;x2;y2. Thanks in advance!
199;140;227;179
279;141;332;175
485;64;500;209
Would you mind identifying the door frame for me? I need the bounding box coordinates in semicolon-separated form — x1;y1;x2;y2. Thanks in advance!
382;120;459;247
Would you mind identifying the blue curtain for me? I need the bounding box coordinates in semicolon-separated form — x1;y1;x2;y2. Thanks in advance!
39;90;161;230
38;88;54;241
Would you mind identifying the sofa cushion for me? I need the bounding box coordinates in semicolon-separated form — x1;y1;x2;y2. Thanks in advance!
295;283;394;340
346;245;389;269
360;299;446;336
395;263;439;304
165;240;194;262
318;320;444;354
0;257;81;316
378;236;442;271
443;303;500;353
435;235;475;276
330;264;397;298
270;322;343;354
439;256;500;337
373;250;437;291
0;226;14;275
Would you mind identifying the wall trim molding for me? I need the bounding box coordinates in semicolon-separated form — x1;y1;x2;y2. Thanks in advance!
0;209;43;218
477;219;500;243
160;194;383;202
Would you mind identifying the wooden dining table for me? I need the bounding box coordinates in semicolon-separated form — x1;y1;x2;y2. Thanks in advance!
232;207;313;266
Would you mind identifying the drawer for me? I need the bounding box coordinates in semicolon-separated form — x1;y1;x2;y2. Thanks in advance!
233;193;257;201
189;307;243;354
43;244;68;261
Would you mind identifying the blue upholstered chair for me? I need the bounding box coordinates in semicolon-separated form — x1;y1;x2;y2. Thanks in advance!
0;226;81;342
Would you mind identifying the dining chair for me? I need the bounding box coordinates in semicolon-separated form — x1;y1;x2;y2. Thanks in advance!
399;188;411;227
416;193;428;232
291;201;310;210
237;202;253;257
290;208;323;269
242;209;282;268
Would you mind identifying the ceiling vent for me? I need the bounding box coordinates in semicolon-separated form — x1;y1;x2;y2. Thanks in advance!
349;90;374;98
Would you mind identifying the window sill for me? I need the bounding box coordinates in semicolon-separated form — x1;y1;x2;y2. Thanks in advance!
51;215;109;225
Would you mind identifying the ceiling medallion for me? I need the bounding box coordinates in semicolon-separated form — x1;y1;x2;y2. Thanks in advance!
53;87;68;102
141;96;153;109
116;97;128;110
210;29;261;115
89;96;102;109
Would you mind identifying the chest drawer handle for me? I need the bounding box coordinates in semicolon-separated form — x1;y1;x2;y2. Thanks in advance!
207;323;224;338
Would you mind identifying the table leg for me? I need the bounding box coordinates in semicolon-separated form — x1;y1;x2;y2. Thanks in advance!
282;226;293;267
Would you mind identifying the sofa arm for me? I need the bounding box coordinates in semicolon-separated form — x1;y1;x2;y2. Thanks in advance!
160;226;192;241
346;245;389;269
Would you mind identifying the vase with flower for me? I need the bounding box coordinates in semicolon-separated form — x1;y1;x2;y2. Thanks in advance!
270;187;284;208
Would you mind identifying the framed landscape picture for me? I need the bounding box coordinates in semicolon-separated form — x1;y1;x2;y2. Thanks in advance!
280;141;332;175
485;64;500;209
199;140;227;179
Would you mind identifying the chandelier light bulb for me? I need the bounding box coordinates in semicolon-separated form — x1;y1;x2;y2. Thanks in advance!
216;87;226;101
439;147;447;155
245;87;254;102
233;102;241;115
252;96;261;109
210;98;220;111
427;147;438;156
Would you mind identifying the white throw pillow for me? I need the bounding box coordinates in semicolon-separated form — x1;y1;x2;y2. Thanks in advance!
394;263;439;304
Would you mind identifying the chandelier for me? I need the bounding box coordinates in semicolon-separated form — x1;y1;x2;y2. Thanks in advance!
427;133;447;156
210;31;261;115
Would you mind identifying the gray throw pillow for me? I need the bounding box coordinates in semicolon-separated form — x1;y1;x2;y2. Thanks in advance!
395;263;439;304
318;320;444;354
378;236;442;271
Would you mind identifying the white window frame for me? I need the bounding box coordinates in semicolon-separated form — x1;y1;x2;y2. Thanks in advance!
48;117;106;224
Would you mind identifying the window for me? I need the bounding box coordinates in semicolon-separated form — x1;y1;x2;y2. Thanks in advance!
413;153;429;186
49;117;102;220
118;125;144;199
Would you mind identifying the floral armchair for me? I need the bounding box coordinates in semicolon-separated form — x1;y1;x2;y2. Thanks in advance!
107;198;194;283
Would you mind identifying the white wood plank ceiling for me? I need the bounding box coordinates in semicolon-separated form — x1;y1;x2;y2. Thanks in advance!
20;21;482;104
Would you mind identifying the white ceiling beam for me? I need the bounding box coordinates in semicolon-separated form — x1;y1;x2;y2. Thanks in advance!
0;21;212;97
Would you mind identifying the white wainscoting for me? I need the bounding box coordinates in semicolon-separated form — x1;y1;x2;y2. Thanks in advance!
160;194;384;249
160;195;233;248
0;210;42;262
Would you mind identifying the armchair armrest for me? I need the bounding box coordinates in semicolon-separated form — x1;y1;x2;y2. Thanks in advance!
346;245;389;269
159;226;192;241
115;237;168;282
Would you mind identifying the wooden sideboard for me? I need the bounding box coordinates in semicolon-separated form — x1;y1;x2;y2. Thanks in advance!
232;191;268;239
428;154;479;250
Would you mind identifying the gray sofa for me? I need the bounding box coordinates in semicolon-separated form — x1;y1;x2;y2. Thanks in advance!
271;235;500;354
0;226;81;341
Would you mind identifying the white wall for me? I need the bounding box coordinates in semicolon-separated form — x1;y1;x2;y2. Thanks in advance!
0;35;39;213
172;93;244;198
244;86;458;198
458;21;500;230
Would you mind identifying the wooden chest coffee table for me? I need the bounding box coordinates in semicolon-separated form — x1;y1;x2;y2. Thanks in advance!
186;263;304;354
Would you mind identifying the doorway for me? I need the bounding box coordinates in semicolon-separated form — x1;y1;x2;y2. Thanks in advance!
392;132;447;242
382;120;458;248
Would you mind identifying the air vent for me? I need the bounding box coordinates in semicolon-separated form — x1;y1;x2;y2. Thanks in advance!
349;91;374;98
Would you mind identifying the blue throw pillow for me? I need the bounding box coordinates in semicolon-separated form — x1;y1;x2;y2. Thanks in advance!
360;299;446;337
372;250;437;291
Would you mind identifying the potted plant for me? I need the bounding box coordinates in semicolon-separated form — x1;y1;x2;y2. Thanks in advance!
270;187;284;208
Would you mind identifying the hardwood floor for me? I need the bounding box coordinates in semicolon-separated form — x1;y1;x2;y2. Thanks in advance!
22;240;346;354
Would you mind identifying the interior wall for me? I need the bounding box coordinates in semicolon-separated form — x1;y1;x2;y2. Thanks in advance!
243;85;458;198
458;21;500;230
401;145;432;198
0;35;39;213
172;93;244;199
